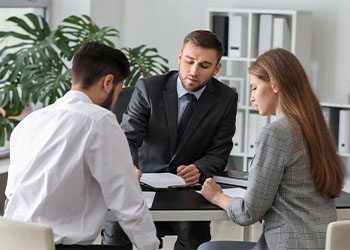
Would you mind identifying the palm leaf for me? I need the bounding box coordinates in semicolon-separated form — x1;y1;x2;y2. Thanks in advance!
56;15;119;60
0;13;169;146
122;45;169;86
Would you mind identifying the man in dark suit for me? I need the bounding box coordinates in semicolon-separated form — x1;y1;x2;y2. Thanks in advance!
102;30;238;249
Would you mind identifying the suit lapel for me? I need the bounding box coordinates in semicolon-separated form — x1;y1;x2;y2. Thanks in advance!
163;73;179;156
171;79;216;160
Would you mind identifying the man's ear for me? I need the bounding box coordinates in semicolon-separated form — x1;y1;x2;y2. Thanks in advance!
178;50;183;65
102;74;114;92
212;62;221;77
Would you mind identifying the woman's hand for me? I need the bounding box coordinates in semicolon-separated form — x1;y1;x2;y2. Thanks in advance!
201;178;231;210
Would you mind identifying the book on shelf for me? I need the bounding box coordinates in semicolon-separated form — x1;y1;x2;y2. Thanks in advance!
212;15;229;56
213;169;248;187
272;17;291;50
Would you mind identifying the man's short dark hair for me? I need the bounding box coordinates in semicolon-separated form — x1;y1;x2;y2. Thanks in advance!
72;42;130;89
183;30;224;63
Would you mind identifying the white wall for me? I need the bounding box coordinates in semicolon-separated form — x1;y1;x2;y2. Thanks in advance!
50;0;90;28
50;0;350;103
90;0;123;47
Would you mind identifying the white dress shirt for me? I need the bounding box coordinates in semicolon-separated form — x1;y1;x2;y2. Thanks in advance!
5;90;159;249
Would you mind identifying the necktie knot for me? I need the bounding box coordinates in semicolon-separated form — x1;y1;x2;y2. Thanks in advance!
185;93;196;104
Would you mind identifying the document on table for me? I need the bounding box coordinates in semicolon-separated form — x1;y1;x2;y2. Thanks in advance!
140;172;186;189
197;187;246;198
142;191;156;208
222;187;246;198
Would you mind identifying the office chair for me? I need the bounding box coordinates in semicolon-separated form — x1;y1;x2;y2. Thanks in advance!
112;86;135;124
325;220;350;250
0;216;55;250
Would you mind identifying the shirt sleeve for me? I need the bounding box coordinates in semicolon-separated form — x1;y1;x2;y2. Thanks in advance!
226;123;286;226
85;112;159;249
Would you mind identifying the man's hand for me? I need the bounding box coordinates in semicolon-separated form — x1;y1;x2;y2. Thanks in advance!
134;166;142;182
176;164;200;186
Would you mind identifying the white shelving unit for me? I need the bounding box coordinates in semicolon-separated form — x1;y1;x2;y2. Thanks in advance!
321;102;350;192
207;8;312;171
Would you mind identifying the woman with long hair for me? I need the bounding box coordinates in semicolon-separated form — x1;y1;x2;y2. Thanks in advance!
199;48;344;250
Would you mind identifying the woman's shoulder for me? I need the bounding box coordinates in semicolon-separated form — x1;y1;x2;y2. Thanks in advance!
262;115;291;134
257;115;295;146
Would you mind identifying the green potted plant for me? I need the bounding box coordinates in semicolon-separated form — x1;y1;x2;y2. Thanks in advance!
0;13;169;147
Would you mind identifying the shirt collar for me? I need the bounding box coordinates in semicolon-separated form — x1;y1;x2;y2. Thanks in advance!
176;76;206;100
64;90;93;104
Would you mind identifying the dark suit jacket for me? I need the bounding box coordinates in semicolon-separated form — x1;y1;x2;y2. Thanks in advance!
120;71;238;179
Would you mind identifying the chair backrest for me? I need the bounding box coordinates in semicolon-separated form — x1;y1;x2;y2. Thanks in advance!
112;86;135;124
325;220;350;250
0;216;55;250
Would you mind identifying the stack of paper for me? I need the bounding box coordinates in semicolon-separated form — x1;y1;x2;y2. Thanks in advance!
140;173;186;189
213;169;248;187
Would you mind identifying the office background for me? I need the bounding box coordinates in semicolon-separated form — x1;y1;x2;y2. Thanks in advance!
44;0;350;105
0;0;349;246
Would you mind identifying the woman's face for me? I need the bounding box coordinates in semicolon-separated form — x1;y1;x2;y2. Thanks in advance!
250;74;280;116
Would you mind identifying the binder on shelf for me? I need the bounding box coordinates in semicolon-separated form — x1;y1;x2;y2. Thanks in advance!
248;113;268;155
272;17;291;50
258;14;273;55
231;111;243;154
322;107;340;145
247;157;254;171
228;16;243;57
212;15;229;56
248;113;258;155
218;77;244;106
213;169;248;187
338;110;350;154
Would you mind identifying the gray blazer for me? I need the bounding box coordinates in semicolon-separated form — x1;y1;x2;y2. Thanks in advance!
120;71;238;178
227;115;336;250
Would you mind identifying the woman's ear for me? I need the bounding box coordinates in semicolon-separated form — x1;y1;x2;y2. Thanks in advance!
271;83;279;94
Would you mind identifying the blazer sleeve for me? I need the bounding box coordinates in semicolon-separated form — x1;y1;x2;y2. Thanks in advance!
194;91;238;179
120;79;150;166
226;122;286;225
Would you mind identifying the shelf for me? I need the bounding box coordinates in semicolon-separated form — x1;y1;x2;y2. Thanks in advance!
208;8;312;171
321;102;350;109
221;57;249;62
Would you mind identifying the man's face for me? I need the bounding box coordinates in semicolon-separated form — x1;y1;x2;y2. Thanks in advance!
101;82;123;110
178;42;221;92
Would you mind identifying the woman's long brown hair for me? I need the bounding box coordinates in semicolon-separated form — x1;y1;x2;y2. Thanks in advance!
249;48;344;198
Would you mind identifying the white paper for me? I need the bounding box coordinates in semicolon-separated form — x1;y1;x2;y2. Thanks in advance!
197;187;246;198
142;191;156;208
222;188;246;198
140;173;185;189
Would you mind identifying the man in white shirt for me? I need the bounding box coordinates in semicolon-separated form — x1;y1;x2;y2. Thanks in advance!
4;42;159;250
